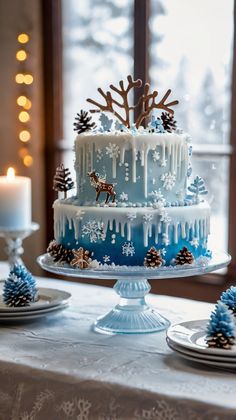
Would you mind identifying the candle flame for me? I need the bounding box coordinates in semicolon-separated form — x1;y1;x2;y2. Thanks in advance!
7;167;15;180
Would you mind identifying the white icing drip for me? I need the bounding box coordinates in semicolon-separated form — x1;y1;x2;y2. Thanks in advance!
53;201;210;250
132;147;136;182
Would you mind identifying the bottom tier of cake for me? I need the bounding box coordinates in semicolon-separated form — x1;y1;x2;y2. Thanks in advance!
53;200;211;267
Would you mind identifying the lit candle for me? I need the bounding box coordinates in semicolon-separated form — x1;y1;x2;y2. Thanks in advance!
0;167;31;230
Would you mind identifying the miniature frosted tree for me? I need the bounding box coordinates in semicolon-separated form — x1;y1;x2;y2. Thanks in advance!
206;301;235;349
53;164;74;199
220;286;236;315
3;264;37;307
188;176;208;203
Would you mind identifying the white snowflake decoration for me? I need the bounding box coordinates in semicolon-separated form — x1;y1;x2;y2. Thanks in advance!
190;237;199;248
75;210;85;220
196;256;210;267
105;143;120;159
81;220;106;243
162;233;170;246
152;150;160;162
148;189;165;203
160;248;167;256
126;212;137;221
160;158;167;167
143;213;153;222
122;242;135;257
96;148;103;162
160;211;171;223
120;192;128;201
103;255;110;263
161;172;176;190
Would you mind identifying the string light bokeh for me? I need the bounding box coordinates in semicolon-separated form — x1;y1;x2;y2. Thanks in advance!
16;32;33;167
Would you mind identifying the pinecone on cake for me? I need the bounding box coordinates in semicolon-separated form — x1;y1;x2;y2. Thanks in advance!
3;273;34;307
70;247;92;269
144;247;163;268
206;301;235;349
160;112;177;132
175;247;194;265
47;240;73;264
73;110;96;134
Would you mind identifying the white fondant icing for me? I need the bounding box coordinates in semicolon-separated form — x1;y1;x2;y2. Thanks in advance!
53;200;210;248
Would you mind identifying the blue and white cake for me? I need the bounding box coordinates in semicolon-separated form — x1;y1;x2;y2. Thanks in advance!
51;76;211;268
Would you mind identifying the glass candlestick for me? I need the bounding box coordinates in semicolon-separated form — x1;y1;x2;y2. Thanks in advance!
0;222;39;268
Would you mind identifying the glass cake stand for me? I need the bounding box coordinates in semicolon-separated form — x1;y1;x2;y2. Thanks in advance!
37;251;231;335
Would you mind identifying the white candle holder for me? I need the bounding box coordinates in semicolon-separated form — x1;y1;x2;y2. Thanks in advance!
0;222;39;268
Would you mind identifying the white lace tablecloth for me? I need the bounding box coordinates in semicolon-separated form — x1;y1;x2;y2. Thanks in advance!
0;265;235;420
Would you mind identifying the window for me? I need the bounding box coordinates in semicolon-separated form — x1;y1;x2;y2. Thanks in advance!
42;0;236;288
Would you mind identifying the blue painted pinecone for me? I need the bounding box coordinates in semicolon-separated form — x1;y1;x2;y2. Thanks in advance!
3;274;34;307
220;286;236;314
10;264;37;299
206;301;235;349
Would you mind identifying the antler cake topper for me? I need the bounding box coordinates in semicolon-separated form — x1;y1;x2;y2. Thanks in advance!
87;75;179;129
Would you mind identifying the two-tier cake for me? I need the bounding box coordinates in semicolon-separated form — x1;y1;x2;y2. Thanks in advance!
49;75;211;269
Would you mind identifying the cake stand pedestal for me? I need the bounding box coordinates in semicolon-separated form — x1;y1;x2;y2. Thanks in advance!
38;251;231;335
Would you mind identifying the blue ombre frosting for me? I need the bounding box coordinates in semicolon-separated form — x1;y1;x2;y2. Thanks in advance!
53;129;211;267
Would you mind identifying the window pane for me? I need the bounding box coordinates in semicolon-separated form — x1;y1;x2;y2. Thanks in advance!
62;0;134;155
150;0;233;253
150;0;234;145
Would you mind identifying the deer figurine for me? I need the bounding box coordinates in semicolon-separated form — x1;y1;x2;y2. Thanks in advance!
87;171;116;204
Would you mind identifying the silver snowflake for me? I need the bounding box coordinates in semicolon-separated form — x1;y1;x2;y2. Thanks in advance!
103;255;110;263
161;172;176;190
160;158;167;167
120;192;128;201
190;237;199;248
122;242;135;256
126;212;137;221
152;150;160;162
105;142;120;159
81;220;106;243
160;210;171;223
143;213;153;222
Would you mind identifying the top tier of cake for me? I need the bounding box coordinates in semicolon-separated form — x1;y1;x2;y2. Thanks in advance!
74;130;191;207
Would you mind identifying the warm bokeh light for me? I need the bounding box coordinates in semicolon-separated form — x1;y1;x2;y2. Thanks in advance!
24;74;33;85
19;130;31;142
16;50;27;61
18;111;30;123
18;33;29;44
17;95;27;106
15;73;24;84
23;99;32;110
6;167;15;180
19;147;28;158
23;154;33;167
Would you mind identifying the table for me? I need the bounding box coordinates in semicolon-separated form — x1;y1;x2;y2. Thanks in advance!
0;265;236;420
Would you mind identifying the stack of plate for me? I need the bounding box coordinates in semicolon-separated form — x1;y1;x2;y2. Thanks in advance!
167;320;236;370
0;286;71;322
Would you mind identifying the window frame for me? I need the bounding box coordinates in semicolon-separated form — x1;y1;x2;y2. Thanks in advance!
41;0;236;292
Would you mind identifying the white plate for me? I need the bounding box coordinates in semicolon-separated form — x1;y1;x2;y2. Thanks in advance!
167;319;236;357
0;303;69;322
0;287;71;312
0;302;69;318
167;338;236;363
167;339;236;370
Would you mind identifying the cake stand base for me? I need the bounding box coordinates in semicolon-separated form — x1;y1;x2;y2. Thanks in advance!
37;251;231;335
93;278;170;334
